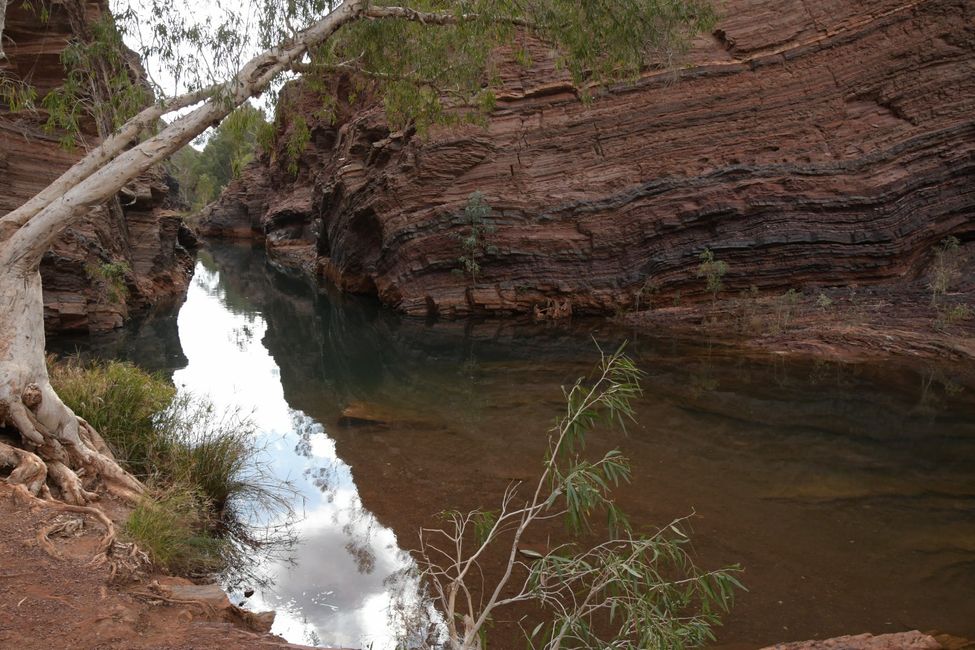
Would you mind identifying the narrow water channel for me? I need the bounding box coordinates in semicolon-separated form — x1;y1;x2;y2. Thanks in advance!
53;243;975;648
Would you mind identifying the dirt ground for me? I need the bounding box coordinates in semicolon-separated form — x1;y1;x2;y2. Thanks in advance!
0;486;319;650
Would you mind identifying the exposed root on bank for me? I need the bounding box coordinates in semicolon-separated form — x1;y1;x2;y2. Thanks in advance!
129;588;220;616
0;437;49;497
107;541;152;582
2;376;143;496
1;481;117;561
1;368;147;573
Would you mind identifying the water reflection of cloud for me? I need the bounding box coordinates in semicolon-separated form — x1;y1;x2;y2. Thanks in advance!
175;267;294;435
256;500;412;649
172;260;418;649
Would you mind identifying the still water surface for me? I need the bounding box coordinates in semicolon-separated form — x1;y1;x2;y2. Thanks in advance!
56;244;975;648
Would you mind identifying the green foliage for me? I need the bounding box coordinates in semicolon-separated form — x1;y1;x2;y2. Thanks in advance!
526;523;744;649
946;304;972;324
50;358;174;476
125;488;224;574
168;104;270;211
697;248;729;302
470;510;498;546
3;6;147;147
935;303;973;331
0;73;39;113
730;285;760;335
7;0;716;218
50;358;291;581
402;347;743;649
147;394;267;517
452;191;497;287
770;288;801;334
317;0;717;130
285;115;312;177
101;0;716;138
930;236;962;306
633;277;658;313
816;291;834;312
42;14;151;147
85;260;131;304
927;232;972;349
532;350;741;647
7;0;716;204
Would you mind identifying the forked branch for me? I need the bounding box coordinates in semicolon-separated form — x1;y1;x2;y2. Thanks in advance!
403;348;743;649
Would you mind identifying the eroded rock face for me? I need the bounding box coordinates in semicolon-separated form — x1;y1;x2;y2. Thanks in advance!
203;0;975;318
0;0;197;333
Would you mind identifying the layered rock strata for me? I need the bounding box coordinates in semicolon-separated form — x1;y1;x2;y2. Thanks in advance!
0;0;197;333
202;0;974;318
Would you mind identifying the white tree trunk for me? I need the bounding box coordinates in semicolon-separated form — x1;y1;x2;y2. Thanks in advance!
0;0;366;518
0;264;143;505
0;0;7;60
0;0;520;559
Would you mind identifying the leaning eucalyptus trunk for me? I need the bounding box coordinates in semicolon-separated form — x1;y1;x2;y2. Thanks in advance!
0;0;363;521
0;264;143;505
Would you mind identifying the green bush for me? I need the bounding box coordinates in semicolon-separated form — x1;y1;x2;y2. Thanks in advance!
453;191;497;287
50;356;175;477
930;236;961;306
154;394;280;521
85;261;131;304
50;357;289;579
125;488;224;575
697;248;729;303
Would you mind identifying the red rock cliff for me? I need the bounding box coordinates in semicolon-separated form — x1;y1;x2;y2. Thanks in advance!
203;0;975;318
1;0;197;333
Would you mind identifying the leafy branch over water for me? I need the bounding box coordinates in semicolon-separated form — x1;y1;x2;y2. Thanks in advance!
394;346;743;650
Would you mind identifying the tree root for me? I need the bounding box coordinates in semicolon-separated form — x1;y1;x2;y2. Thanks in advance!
16;394;143;504
0;289;147;575
107;541;152;583
1;421;150;580
1;482;117;561
78;416;115;459
1;387;141;500
128;589;219;616
0;439;49;498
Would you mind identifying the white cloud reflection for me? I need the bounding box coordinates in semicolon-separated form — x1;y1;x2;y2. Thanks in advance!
172;262;420;649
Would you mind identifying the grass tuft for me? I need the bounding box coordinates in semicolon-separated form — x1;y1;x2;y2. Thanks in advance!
50;356;175;477
50;356;292;581
125;488;224;575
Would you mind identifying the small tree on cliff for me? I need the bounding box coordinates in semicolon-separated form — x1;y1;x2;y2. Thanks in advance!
0;0;715;578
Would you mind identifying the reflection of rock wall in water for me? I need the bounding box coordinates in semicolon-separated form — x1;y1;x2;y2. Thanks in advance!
0;1;197;334
203;0;974;317
204;244;975;439
199;244;975;646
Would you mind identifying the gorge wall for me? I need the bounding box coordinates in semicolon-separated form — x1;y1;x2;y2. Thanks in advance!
0;0;197;333
202;0;975;318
